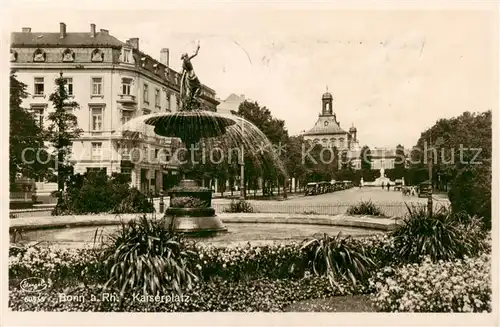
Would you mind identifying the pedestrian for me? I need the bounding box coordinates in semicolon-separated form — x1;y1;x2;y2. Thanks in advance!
387;182;390;191
381;182;384;189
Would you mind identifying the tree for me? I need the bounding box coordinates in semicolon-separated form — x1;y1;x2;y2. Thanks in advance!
394;144;406;179
360;145;372;170
46;72;83;194
9;71;51;189
232;100;290;195
413;111;492;188
411;110;491;228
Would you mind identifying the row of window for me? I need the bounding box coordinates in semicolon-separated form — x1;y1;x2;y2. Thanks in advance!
33;76;175;109
34;77;102;97
11;48;105;63
312;138;346;148
90;143;171;162
31;105;132;132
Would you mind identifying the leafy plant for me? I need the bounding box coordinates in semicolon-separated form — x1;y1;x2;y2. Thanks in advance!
99;216;199;300
224;199;254;213
300;233;376;288
391;204;483;263
347;201;385;216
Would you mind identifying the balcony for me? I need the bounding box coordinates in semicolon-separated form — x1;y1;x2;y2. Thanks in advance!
117;94;137;104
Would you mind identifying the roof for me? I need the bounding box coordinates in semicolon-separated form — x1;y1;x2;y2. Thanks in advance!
225;93;245;102
322;92;333;100
11;31;124;48
303;116;346;136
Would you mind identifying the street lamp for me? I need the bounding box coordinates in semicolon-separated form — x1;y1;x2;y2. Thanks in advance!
427;147;433;218
427;135;444;218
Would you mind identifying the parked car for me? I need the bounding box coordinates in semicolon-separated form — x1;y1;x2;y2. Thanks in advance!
418;181;432;198
305;182;318;196
394;179;403;191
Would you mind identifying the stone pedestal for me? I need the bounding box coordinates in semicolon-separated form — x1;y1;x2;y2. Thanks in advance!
163;179;227;235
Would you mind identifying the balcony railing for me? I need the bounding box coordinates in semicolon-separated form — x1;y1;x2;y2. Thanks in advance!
117;94;137;104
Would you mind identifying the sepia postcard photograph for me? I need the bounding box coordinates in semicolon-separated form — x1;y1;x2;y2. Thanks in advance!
1;0;498;326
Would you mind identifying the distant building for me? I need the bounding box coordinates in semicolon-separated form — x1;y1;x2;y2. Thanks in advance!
10;22;220;194
301;90;360;169
300;90;408;172
217;93;247;115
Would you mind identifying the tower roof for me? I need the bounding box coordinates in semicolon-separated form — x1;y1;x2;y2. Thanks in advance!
322;91;333;100
302;116;346;136
349;125;357;132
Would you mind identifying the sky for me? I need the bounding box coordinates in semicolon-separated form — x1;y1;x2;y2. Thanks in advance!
5;3;498;149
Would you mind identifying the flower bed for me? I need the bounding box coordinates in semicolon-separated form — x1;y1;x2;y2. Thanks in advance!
9;276;368;312
8;228;492;312
9;234;395;285
370;253;492;312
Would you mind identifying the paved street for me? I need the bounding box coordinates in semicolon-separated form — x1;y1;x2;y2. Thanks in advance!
207;187;449;217
12;187;449;219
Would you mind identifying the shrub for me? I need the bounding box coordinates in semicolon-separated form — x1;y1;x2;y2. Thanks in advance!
347;201;384;216
52;172;153;215
370;253;492;312
448;163;492;230
391;204;484;263
113;188;154;214
98;216;199;299
300;233;376;288
224;199;254;213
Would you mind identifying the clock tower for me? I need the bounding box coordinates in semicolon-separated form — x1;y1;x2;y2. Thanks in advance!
321;88;334;117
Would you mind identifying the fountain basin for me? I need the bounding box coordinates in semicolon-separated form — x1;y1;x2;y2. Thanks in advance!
165;179;227;235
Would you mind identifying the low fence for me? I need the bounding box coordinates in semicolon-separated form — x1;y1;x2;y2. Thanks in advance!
214;201;449;218
10;200;450;219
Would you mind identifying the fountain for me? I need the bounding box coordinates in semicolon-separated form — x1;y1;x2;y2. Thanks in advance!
121;44;286;234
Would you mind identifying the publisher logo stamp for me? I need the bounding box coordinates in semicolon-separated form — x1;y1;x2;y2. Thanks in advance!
19;277;47;293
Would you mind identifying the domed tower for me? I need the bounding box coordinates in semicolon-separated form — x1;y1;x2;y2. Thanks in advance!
321;88;334;117
349;124;357;142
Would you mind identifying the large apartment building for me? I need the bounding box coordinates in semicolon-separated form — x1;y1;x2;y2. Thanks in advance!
10;22;219;194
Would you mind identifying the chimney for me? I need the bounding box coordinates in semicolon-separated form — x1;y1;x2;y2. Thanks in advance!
90;23;96;37
59;22;66;38
160;48;169;66
100;29;109;35
22;27;31;33
128;38;139;50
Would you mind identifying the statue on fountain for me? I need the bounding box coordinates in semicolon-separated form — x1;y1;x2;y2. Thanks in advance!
180;43;202;111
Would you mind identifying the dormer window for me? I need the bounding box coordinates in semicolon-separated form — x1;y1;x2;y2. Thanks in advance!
122;48;132;63
33;49;46;62
10;50;18;62
153;63;159;74
91;49;104;62
62;49;75;62
140;57;147;68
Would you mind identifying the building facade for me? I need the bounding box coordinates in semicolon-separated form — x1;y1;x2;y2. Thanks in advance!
10;22;219;194
216;93;247;115
301;91;361;170
301;90;407;172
